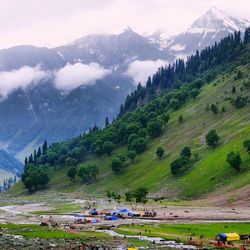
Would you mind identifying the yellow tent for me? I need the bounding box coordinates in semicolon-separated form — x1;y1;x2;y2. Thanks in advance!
225;233;240;241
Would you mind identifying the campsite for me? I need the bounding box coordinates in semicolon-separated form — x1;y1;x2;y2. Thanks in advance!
0;193;249;249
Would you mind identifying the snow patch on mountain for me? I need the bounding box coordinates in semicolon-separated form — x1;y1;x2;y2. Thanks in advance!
170;44;186;51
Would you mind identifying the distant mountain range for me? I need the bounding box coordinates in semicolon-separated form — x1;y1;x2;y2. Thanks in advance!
0;7;249;176
148;6;250;58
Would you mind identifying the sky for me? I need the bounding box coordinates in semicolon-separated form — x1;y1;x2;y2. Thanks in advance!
0;0;250;49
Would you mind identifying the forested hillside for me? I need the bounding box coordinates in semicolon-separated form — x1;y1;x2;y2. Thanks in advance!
14;28;250;199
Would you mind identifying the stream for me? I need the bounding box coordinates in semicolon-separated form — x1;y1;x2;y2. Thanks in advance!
96;229;197;249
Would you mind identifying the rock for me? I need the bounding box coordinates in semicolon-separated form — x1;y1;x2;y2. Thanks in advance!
40;221;50;226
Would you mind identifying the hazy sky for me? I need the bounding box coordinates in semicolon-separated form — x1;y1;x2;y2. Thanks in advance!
0;0;250;49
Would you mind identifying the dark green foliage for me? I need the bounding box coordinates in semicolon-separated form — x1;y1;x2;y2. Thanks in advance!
156;147;164;159
190;88;200;99
232;96;248;109
125;191;134;202
243;79;250;89
102;141;114;155
205;130;219;147
65;157;77;167
147;119;163;137
117;154;126;165
128;134;138;145
243;139;250;154
160;113;170;123
221;106;226;112
111;157;123;174
67;167;77;181
130;138;147;153
133;187;148;204
24;177;33;191
42;140;48;155
169;98;181;110
94;147;102;158
180;146;192;160
170;157;187;175
127;150;136;163
178;115;183;124
105;117;109;127
78;165;99;183
106;191;121;203
232;86;236;93
227;151;241;171
234;70;243;80
244;27;250;44
70;146;86;161
211;104;218;114
22;164;49;192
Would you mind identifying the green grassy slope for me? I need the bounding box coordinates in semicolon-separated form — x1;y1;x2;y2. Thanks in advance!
12;64;250;199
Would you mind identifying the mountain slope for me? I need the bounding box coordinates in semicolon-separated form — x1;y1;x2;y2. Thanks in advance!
13;32;250;201
1;7;249;178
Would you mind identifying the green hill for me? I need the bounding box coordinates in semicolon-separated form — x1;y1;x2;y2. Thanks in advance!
13;31;250;201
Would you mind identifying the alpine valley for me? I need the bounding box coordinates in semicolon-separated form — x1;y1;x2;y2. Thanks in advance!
0;7;249;181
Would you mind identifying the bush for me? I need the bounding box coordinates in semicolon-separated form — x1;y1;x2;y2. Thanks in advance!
156;147;164;159
147;119;163;137
243;139;250;154
180;147;192;160
130;138;147;153
67;167;77;181
227;151;241;171
170;157;187;175
206;130;219;147
127;150;136;163
232;96;248;109
111;157;123;174
78;165;99;183
102;141;114;155
211;104;218;114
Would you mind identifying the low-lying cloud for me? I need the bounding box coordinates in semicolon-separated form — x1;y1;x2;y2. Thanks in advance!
126;59;167;85
0;66;46;99
0;63;112;99
54;63;111;92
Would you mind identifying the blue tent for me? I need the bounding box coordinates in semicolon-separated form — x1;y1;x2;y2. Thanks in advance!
90;209;98;215
91;218;98;223
103;215;118;220
120;208;131;213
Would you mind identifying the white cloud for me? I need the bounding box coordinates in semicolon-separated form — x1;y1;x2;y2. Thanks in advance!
0;66;46;99
54;62;111;92
126;59;167;85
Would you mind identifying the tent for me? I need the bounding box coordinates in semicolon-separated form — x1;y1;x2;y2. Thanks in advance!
90;209;98;215
217;233;240;242
103;215;118;221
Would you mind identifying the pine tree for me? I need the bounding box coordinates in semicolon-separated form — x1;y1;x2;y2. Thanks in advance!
42;140;48;155
105;117;109;127
37;147;41;158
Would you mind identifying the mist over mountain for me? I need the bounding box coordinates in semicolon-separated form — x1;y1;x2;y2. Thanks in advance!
0;7;249;177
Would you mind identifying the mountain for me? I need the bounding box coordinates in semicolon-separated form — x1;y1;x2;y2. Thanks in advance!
55;27;173;69
15;30;250;203
0;7;249;178
152;7;250;59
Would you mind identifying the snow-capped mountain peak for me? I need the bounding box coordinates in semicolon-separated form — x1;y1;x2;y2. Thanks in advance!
191;6;250;32
154;6;250;59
